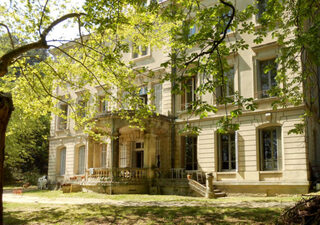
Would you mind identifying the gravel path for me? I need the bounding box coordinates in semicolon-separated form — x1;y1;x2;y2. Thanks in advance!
3;193;295;208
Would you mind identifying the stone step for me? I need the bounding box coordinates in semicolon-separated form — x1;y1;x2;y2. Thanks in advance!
214;191;227;198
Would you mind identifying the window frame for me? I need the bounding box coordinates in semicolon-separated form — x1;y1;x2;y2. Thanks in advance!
119;144;128;168
153;83;162;114
139;86;148;105
98;95;108;113
216;66;235;103
256;0;267;21
183;136;198;171
256;58;277;99
131;43;150;59
57;103;68;130
259;126;282;171
77;145;86;175
57;147;66;176
218;133;236;172
181;76;197;111
101;144;107;168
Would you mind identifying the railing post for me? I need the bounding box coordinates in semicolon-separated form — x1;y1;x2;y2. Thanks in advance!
205;173;214;199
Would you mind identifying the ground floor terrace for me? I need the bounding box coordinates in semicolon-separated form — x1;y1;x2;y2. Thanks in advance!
48;107;318;195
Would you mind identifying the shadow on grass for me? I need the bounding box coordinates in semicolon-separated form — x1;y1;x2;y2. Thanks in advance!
4;204;282;224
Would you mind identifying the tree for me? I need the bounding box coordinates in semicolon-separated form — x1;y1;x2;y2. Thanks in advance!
0;0;319;224
0;1;87;223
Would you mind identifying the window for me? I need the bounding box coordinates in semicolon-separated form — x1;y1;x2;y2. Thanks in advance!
77;98;87;118
259;127;282;171
156;137;161;168
132;44;149;59
139;87;148;105
257;0;267;20
119;144;128;168
101;144;107;168
135;142;144;168
181;76;196;111
153;83;162;114
98;96;108;113
57;103;68;130
257;58;277;98
58;147;66;176
182;136;198;170
218;133;236;171
122;91;130;110
216;67;235;102
188;25;196;37
78;146;85;174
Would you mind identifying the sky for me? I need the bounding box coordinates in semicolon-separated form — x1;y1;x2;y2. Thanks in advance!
46;0;86;47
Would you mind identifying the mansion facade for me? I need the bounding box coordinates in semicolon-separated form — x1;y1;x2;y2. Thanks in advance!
48;0;320;195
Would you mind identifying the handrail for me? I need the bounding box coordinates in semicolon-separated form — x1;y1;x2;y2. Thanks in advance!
188;179;206;197
85;167;148;181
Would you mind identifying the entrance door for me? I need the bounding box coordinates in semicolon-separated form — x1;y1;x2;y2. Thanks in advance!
136;151;144;168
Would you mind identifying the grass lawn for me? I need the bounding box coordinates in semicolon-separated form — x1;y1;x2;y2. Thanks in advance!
4;189;309;224
21;189;301;203
4;202;283;225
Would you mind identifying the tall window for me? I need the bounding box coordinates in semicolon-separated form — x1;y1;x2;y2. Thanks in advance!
183;136;198;170
257;0;267;20
135;142;144;168
77;98;87;118
78;146;85;174
257;58;277;98
132;44;149;59
259;127;282;171
57;103;68;130
188;25;196;37
218;133;236;171
156;137;161;168
139;87;148;105
59;147;66;176
153;83;162;114
101;144;107;168
119;144;128;168
98;96;108;113
216;67;235;102
181;76;196;110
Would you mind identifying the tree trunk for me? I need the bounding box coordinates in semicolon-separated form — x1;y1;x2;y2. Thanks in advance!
0;93;13;225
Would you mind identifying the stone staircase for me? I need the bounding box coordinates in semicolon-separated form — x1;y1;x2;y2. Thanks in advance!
188;178;226;198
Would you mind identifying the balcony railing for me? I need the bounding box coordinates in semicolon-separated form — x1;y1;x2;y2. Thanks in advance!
85;168;148;183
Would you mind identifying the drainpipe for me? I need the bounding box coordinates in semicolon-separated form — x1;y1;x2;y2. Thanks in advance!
110;118;114;195
170;0;178;171
171;52;177;170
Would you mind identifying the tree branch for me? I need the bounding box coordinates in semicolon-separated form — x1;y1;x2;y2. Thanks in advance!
0;23;15;49
0;12;86;77
185;0;235;66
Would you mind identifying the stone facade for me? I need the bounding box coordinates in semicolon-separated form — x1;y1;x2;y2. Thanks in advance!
48;0;320;195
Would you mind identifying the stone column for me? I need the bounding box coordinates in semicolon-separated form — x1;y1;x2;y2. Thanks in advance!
205;173;214;199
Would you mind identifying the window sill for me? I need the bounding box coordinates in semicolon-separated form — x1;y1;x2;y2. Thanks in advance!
259;171;282;174
253;96;278;103
217;171;237;175
131;54;152;62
